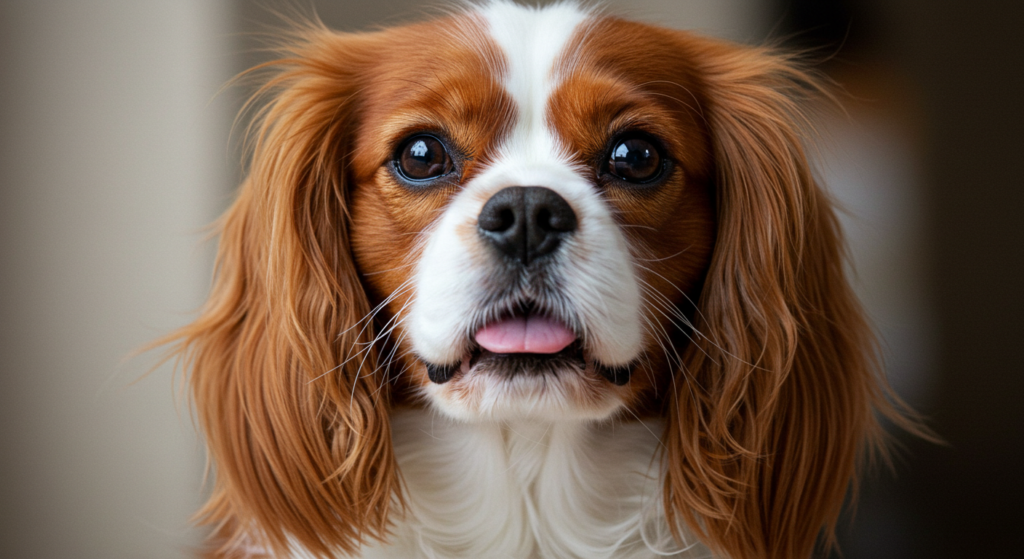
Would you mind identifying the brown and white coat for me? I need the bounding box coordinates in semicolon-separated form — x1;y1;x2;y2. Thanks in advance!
168;2;913;558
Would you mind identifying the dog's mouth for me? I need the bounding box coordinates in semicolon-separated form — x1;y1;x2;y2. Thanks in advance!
465;339;586;380
423;303;633;386
475;310;577;355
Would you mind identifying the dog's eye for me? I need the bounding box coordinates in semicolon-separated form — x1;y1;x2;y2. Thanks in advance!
396;135;453;181
607;136;663;183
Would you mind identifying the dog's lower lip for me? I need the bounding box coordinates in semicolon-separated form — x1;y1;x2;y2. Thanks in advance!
427;342;632;385
464;340;585;373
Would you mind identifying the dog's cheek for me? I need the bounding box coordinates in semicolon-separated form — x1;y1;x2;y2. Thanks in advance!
350;178;410;305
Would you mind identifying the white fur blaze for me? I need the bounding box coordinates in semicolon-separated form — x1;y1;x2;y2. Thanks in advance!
408;1;643;421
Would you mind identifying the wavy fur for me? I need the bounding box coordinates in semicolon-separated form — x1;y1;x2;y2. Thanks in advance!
663;38;918;559
160;5;924;559
165;27;400;558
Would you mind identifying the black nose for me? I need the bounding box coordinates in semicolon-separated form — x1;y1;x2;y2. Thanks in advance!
477;186;578;265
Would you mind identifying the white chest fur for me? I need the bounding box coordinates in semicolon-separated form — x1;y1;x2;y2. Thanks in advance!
291;409;712;559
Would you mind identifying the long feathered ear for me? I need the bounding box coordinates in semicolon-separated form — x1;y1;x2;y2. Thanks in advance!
165;28;397;558
663;39;918;559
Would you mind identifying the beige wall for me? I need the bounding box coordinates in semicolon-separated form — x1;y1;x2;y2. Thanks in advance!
0;1;232;557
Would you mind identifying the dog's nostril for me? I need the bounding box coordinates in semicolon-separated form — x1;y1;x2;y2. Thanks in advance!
537;208;553;231
536;206;575;233
480;207;516;233
478;186;577;264
500;208;516;230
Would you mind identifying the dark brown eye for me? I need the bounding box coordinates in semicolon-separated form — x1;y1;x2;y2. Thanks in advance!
396;135;453;181
607;136;663;183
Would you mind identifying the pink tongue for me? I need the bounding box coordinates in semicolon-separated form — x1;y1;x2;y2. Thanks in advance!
475;315;576;354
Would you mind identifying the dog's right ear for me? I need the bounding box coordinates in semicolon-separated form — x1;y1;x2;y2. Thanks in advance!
661;34;929;559
164;27;399;558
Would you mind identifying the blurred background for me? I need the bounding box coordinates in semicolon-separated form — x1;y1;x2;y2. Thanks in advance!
0;1;1020;558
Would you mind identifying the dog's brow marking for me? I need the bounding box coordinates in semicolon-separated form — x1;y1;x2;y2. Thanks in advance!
480;1;587;160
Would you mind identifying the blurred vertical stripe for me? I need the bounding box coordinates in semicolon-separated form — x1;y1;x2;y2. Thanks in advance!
0;2;232;557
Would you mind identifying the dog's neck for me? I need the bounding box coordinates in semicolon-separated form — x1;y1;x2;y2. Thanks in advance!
336;408;711;559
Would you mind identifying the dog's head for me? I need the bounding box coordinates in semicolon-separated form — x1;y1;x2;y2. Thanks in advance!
350;3;718;424
172;2;907;558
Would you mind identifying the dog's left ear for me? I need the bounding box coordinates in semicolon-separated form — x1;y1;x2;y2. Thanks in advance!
164;28;401;558
661;36;918;559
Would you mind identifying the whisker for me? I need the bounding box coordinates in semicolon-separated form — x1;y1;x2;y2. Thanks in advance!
635;263;758;369
312;279;416;389
633;245;694;263
361;261;417;276
336;277;414;338
618;405;666;452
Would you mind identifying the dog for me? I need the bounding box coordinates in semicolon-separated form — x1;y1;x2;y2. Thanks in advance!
167;2;915;557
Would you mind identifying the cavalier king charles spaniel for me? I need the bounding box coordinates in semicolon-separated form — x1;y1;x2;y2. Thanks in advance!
168;2;915;558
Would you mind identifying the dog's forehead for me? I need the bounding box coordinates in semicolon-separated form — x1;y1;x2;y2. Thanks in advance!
479;2;589;128
472;5;710;203
352;3;708;185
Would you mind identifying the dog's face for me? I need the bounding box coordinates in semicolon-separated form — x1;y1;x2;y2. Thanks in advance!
172;3;912;558
348;5;714;421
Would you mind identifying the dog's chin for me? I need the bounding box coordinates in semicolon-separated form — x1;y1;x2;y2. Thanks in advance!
421;344;627;422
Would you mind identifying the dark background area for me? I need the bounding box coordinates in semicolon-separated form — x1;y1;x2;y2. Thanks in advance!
768;1;1024;557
